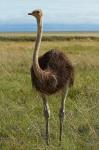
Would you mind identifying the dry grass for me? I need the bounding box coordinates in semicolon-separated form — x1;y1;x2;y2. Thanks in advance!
0;33;99;150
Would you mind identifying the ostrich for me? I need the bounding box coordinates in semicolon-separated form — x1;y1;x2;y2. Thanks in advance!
28;9;74;144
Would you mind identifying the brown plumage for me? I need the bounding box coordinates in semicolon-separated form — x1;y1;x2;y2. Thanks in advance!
31;49;74;95
28;9;74;145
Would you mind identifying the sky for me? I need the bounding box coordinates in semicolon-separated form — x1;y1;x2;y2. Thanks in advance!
0;0;99;25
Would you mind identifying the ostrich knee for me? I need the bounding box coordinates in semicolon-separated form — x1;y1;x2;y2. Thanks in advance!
59;107;65;122
59;83;69;141
44;105;50;120
59;107;65;141
44;105;50;134
44;104;50;145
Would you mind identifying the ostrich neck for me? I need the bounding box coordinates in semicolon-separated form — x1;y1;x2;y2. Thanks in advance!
33;17;43;79
34;17;42;58
32;16;57;87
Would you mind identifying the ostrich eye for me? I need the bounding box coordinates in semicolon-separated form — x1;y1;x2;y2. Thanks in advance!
36;11;40;13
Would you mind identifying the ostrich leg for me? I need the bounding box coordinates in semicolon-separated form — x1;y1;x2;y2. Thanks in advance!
59;82;69;141
41;94;50;145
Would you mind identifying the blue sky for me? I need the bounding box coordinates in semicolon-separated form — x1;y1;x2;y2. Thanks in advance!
0;0;99;24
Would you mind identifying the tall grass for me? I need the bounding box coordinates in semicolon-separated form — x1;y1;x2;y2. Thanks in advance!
0;33;99;150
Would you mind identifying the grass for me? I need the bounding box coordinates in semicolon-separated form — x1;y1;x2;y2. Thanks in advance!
0;33;99;150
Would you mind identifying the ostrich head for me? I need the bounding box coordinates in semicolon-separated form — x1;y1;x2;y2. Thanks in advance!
28;9;43;19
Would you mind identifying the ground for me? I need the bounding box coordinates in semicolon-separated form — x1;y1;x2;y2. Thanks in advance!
0;33;99;150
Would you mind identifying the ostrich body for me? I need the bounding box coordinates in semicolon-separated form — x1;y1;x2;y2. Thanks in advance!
31;50;74;94
28;9;74;144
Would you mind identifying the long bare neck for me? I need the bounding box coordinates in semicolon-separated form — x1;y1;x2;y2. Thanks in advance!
32;15;57;86
33;16;43;79
34;17;42;58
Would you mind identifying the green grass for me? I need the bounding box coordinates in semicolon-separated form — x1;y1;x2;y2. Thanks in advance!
0;33;99;150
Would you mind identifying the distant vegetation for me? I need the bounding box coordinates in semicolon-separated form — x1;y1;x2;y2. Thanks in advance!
0;32;99;41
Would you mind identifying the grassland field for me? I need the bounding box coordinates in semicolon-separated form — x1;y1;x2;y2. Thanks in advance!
0;32;99;150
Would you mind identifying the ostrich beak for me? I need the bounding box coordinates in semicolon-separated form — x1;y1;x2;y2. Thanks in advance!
28;13;32;15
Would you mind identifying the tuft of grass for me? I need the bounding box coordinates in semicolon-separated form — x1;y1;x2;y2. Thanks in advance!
0;33;99;150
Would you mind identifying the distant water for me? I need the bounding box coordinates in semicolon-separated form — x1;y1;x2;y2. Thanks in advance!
0;24;99;32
